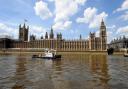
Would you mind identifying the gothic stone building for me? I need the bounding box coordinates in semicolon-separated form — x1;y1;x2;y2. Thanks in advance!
8;20;107;51
108;36;128;51
19;24;29;41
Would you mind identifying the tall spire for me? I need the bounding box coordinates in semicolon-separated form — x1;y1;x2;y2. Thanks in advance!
50;26;54;39
101;18;105;26
23;19;28;28
100;18;106;31
19;24;21;28
51;26;53;33
60;33;62;39
102;18;103;22
80;34;82;40
23;23;26;28
45;32;48;39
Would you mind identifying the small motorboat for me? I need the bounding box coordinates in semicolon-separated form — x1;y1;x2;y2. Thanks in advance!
32;49;61;59
107;48;114;55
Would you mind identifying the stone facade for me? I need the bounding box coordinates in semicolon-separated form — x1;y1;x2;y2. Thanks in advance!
108;36;128;51
19;24;29;41
9;20;107;51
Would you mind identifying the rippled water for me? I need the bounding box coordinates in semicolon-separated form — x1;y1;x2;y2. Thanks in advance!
0;53;128;89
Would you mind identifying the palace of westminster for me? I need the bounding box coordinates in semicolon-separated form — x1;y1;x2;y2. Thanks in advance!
0;20;107;51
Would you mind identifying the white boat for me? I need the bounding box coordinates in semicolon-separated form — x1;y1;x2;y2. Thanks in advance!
32;49;61;59
124;49;128;57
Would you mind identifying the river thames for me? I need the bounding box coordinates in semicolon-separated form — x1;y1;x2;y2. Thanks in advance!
0;53;128;89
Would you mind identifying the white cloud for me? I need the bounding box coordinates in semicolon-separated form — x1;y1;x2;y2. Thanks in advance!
76;7;97;23
53;21;72;30
116;26;128;38
0;23;17;39
114;0;128;21
120;11;128;21
34;1;52;20
75;0;87;5
47;0;54;2
89;12;108;28
115;0;128;12
95;31;99;37
29;25;48;39
107;25;116;29
117;26;128;34
107;31;114;43
54;0;78;22
53;0;87;30
76;7;108;28
34;0;87;30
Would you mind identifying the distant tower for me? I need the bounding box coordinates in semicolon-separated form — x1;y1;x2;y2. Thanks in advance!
57;33;62;40
41;35;43;39
89;32;95;50
57;33;59;40
60;33;62;40
19;23;29;41
100;19;107;50
30;35;36;41
45;32;48;39
80;34;82;40
49;27;54;39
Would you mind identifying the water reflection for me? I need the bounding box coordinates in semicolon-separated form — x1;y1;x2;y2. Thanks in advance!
12;56;27;89
89;55;110;88
61;54;110;89
0;53;128;89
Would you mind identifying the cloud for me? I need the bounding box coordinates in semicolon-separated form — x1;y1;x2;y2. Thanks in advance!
114;0;128;21
76;7;97;23
116;26;128;34
115;0;128;12
89;12;108;28
76;7;108;28
115;26;128;38
34;1;52;20
0;23;17;39
48;0;54;2
107;25;116;29
34;0;87;30
53;0;87;30
54;0;77;22
75;0;87;5
53;21;72;30
29;25;48;39
54;0;87;22
107;31;114;43
120;11;128;21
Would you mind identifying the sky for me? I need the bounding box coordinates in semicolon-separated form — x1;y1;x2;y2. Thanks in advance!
0;0;128;43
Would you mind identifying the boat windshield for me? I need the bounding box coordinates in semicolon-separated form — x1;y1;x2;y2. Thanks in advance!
44;49;56;54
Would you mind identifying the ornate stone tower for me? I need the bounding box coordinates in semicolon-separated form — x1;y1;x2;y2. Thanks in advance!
45;32;48;39
57;33;62;40
60;33;62;40
49;27;54;39
100;19;107;50
89;32;95;50
30;35;36;41
19;23;29;41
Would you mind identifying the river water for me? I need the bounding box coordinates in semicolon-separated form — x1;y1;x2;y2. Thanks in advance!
0;53;128;89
